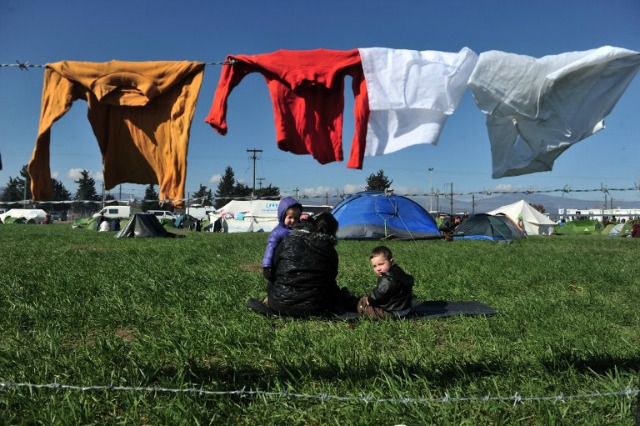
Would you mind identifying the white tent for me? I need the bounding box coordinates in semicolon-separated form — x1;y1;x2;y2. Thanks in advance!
0;208;48;224
487;200;555;235
214;200;280;233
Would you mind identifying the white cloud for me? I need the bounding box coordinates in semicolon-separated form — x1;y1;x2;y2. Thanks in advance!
299;186;333;198
494;184;524;193
343;184;366;195
391;185;424;196
337;184;424;196
67;168;84;180
209;174;222;184
51;171;58;179
67;168;103;182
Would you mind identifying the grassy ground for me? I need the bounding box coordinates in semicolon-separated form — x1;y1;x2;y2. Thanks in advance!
0;224;638;424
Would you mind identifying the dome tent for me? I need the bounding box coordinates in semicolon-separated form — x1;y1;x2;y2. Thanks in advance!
452;213;526;241
553;219;602;235
116;213;183;238
487;199;555;235
330;191;440;240
608;221;633;237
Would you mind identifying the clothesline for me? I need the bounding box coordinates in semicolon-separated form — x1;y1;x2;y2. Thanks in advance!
4;47;639;207
0;60;236;70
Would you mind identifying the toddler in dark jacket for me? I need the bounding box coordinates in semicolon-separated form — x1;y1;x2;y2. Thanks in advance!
357;245;414;319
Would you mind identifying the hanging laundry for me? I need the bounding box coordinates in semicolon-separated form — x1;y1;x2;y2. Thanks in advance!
359;47;478;156
28;60;205;206
205;49;369;169
468;46;640;178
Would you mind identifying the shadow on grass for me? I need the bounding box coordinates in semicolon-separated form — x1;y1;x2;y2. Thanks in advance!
541;352;640;375
135;351;640;392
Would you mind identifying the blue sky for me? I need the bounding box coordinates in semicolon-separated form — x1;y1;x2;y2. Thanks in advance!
1;0;638;204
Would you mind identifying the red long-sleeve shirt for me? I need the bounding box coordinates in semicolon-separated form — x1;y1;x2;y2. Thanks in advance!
206;49;369;169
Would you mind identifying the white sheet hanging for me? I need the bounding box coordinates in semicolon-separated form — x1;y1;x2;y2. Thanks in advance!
468;46;640;178
359;47;478;156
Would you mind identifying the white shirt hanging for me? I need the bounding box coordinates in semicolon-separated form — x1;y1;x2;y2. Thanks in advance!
468;46;640;178
359;47;478;156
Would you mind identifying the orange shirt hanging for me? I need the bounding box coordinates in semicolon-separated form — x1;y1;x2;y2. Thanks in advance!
29;60;205;207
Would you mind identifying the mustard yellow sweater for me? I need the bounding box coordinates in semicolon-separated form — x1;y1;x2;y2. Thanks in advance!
29;60;205;207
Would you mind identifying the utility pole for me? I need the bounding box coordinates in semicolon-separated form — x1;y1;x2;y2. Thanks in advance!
246;148;263;199
448;183;454;216
428;168;434;212
602;183;608;217
102;181;106;209
257;177;265;190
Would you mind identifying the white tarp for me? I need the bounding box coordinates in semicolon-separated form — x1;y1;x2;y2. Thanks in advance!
487;200;556;235
214;200;280;233
0;208;48;224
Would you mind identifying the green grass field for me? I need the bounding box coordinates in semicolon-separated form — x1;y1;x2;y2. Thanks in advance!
1;224;638;424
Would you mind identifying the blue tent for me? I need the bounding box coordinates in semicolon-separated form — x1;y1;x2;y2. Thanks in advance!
331;191;441;240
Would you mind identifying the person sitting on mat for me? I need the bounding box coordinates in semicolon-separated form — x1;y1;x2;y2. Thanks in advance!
266;212;357;317
357;245;414;319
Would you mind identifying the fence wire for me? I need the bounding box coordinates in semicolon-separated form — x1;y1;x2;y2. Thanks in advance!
1;184;639;207
1;381;638;406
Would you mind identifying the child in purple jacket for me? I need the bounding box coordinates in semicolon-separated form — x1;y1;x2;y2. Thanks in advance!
262;197;302;280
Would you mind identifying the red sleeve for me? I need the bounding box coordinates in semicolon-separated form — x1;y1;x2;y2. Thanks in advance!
346;63;369;169
205;55;255;135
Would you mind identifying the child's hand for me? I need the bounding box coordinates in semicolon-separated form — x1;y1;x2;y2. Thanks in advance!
357;296;370;312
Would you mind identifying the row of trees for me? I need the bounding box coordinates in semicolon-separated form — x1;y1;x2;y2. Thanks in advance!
0;166;100;210
213;166;281;209
1;163;394;212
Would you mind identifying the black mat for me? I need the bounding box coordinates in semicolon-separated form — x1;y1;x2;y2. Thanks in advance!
409;300;496;318
246;298;495;320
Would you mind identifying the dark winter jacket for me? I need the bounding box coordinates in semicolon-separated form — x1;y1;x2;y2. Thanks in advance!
368;264;414;313
262;197;302;269
267;222;341;317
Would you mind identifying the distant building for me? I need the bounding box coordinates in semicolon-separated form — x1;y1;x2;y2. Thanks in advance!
558;208;640;222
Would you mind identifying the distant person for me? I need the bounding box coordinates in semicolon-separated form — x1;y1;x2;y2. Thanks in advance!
109;218;121;232
96;214;106;229
99;218;111;232
213;217;222;232
262;197;302;282
266;212;355;317
357;246;414;319
438;215;455;240
453;215;463;228
631;219;640;238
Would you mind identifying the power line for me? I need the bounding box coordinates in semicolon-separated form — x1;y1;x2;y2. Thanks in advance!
1;184;639;207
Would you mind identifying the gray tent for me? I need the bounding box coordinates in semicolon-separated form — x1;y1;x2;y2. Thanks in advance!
115;213;183;238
